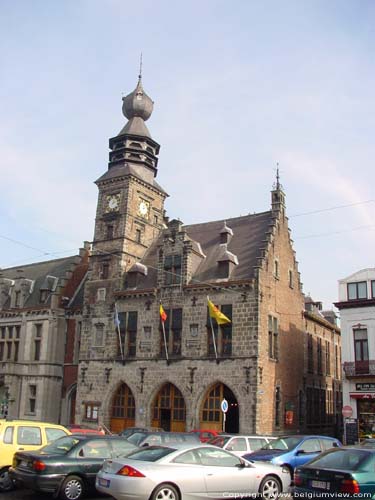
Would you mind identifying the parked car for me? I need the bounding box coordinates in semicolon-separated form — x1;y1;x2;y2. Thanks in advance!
0;418;70;492
96;444;291;500
66;424;104;435
118;427;164;439
293;446;375;497
359;438;375;448
9;433;137;500
138;431;200;447
243;434;341;476
207;433;276;456
189;429;221;443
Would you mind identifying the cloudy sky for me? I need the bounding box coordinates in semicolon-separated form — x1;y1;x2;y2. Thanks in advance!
1;0;374;311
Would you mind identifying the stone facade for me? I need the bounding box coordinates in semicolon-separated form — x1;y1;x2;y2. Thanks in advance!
74;77;322;435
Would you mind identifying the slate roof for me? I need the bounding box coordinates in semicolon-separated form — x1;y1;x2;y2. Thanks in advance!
0;255;81;309
126;211;274;291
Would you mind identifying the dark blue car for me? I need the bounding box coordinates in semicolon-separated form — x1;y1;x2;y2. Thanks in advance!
243;435;341;476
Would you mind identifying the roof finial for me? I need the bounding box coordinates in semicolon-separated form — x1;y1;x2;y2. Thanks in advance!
138;52;143;82
276;162;280;189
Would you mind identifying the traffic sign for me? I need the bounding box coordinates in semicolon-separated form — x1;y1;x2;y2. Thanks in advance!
221;399;228;413
342;405;353;418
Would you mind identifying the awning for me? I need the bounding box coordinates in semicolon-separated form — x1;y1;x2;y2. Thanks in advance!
350;393;375;399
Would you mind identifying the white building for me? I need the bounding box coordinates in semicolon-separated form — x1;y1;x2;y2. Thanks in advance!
335;269;375;439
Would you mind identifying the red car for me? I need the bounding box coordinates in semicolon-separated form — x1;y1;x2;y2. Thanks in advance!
189;429;221;443
67;424;104;435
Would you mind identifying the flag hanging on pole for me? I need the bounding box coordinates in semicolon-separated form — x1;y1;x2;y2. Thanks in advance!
207;297;231;325
159;304;167;323
159;303;169;364
114;303;124;361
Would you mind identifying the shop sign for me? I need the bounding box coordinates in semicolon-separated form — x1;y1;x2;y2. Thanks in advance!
356;383;375;391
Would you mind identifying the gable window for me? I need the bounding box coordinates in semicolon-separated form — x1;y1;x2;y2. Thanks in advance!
117;311;138;358
347;281;367;300
274;260;279;279
93;323;104;346
164;255;182;285
101;262;110;280
288;270;293;288
268;315;279;361
207;305;232;357
160;308;182;357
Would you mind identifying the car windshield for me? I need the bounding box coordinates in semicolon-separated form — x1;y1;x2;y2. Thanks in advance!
307;449;371;471
207;436;231;447
40;436;82;455
262;437;301;451
127;432;148;445
124;446;176;462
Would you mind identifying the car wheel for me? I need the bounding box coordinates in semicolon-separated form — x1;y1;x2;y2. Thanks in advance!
59;475;85;500
0;467;14;492
151;483;180;500
259;475;281;499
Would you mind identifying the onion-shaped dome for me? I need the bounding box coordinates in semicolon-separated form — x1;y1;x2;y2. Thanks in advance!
122;77;154;122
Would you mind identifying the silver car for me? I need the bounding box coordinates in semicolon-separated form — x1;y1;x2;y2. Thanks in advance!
96;444;291;500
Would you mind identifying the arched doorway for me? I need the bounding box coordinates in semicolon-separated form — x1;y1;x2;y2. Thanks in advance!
110;383;136;433
151;383;186;432
200;383;239;433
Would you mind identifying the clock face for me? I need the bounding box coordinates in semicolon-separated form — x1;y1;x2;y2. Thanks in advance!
138;199;150;217
106;194;120;212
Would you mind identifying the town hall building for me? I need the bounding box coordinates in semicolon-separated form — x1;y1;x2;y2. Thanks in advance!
75;75;311;435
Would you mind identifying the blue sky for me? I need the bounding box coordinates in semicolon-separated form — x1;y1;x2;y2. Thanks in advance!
1;0;374;310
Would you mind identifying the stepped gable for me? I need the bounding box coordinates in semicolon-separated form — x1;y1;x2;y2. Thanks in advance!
125;210;274;290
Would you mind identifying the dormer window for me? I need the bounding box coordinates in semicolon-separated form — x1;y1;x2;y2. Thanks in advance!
347;281;367;300
40;290;48;303
219;222;233;245
164;255;182;285
125;263;147;289
14;291;21;308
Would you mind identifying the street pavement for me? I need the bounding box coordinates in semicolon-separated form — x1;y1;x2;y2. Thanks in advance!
2;488;112;499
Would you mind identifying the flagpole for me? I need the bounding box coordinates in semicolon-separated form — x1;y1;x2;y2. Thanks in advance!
115;302;124;361
207;296;219;363
161;315;169;365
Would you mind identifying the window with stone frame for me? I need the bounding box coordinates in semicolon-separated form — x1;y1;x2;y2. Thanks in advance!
268;315;279;361
206;304;232;357
372;280;375;299
93;323;104;346
307;334;314;373
84;402;100;422
100;262;110;280
317;337;323;374
334;344;339;379
117;311;138;358
28;384;37;414
164;255;182;285
160;308;182;357
34;323;42;361
325;340;331;375
0;341;4;361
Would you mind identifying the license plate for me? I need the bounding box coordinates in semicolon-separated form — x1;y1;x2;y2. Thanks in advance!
311;480;329;490
98;478;110;488
20;460;28;467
